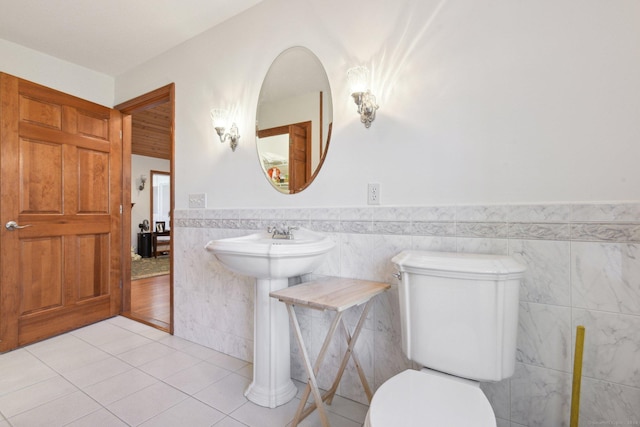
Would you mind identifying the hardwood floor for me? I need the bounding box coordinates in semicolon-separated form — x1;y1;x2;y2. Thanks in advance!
127;274;170;331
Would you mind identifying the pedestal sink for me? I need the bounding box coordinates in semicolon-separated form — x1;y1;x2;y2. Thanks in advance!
205;227;335;408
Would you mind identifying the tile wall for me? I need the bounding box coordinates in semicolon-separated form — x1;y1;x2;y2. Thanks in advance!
173;203;640;426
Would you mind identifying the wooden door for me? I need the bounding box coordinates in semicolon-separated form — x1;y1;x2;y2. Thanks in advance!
289;121;311;194
0;73;122;352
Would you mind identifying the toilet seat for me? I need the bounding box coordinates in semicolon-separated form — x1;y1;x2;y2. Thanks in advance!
365;369;496;427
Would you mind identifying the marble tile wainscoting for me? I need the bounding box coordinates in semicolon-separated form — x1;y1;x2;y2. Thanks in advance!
173;203;640;427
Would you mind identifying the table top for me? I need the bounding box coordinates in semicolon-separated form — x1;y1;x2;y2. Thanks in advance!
270;277;390;312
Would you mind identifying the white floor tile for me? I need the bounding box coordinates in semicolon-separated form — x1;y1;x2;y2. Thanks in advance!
63;356;132;388
294;409;363;427
137;349;201;379
107;316;158;334
236;363;253;379
139;397;225;427
137;327;171;341
157;334;195;351
71;321;139;347
206;350;250;372
107;382;188;426
213;416;250;427
231;399;300;427
25;334;111;374
65;408;128;427
83;368;158;406
8;391;101;427
0;349;57;396
99;333;154;355
116;341;177;367
194;373;251;414
0;376;77;418
0;317;370;427
22;333;79;355
163;360;232;395
181;342;231;360
321;394;368;424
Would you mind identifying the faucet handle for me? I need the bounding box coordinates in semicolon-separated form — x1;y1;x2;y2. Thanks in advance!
267;224;297;239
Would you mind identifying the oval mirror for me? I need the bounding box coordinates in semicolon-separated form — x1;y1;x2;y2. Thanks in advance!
256;47;333;194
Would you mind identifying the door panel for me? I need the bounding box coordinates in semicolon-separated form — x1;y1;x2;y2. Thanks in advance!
20;139;64;213
78;148;109;213
0;73;122;351
289;122;311;194
20;237;63;314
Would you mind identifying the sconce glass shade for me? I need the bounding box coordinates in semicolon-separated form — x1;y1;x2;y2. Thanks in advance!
210;108;228;129
347;66;370;94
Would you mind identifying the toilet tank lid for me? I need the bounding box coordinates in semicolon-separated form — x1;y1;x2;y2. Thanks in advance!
392;250;526;279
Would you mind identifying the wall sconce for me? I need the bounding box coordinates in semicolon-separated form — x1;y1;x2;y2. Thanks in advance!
210;108;240;151
138;174;147;191
347;66;379;128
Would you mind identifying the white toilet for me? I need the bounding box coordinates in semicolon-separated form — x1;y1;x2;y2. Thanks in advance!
365;250;526;427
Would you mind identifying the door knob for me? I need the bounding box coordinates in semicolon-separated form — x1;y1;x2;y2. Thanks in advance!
5;221;32;231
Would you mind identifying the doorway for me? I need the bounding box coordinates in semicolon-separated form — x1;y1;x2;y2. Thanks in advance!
115;84;174;333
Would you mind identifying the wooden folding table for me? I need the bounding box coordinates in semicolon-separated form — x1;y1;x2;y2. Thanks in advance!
270;277;390;427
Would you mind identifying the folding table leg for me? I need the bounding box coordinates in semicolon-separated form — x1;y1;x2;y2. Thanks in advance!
287;304;342;427
325;299;375;405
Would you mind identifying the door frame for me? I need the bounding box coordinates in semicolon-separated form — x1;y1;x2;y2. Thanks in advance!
115;83;175;334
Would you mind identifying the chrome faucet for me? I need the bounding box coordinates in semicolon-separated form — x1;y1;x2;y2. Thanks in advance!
267;224;298;240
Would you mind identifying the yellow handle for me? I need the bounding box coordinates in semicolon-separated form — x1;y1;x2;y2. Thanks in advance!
570;325;586;427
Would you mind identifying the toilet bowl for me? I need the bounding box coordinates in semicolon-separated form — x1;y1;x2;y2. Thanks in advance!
365;250;525;427
364;369;496;427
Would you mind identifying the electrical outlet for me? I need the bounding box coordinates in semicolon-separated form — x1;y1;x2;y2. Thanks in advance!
189;193;206;208
368;183;380;205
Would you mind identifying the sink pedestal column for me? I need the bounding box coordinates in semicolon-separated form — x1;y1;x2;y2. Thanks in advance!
245;278;298;408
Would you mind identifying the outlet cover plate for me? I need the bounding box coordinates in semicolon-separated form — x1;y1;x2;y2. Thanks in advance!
368;183;380;205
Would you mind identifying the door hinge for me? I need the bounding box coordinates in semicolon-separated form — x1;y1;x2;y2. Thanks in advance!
119;204;123;214
120;130;123;139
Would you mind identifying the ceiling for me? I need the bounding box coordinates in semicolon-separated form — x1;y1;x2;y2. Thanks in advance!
0;1;263;160
132;102;173;160
0;0;263;76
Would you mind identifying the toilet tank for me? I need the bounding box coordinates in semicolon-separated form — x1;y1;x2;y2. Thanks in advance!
392;250;526;382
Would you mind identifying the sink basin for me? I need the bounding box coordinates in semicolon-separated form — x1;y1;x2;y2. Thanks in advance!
205;228;335;279
205;227;334;408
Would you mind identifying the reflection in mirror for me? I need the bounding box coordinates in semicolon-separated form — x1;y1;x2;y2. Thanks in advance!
151;170;170;233
256;47;333;194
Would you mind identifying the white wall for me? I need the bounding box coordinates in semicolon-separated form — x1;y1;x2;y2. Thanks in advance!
0;39;113;107
115;0;640;209
131;154;170;251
